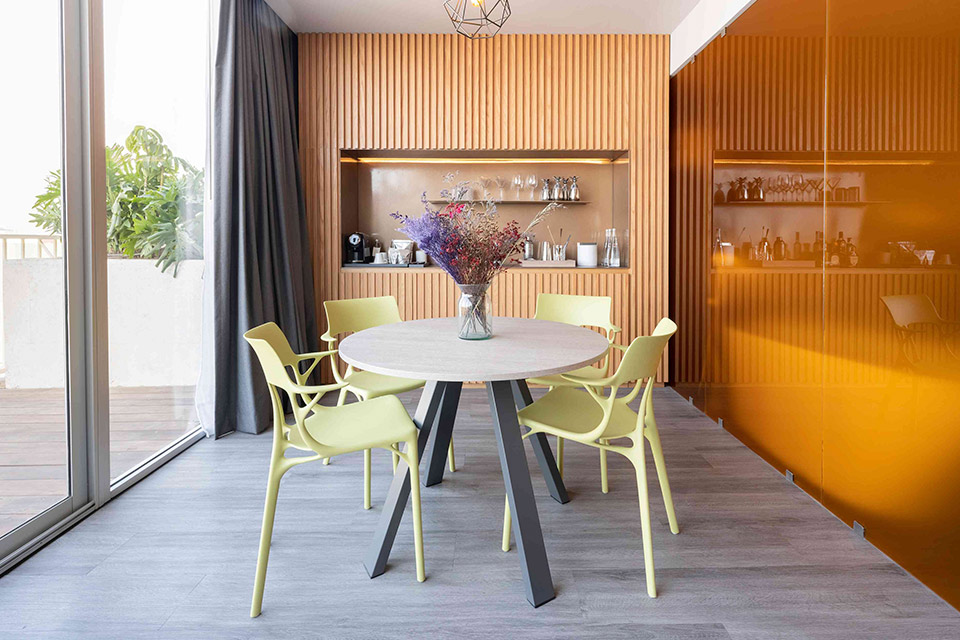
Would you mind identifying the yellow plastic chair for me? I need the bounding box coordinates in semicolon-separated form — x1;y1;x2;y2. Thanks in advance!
244;322;425;618
502;318;680;598
322;296;455;510
526;293;620;482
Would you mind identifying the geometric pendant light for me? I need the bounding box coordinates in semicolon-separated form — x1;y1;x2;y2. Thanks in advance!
444;0;512;39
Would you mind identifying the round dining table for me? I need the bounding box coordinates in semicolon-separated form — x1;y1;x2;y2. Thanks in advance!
339;316;610;607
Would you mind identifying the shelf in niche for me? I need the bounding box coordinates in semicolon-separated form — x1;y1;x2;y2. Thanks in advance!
426;199;590;206
714;201;889;207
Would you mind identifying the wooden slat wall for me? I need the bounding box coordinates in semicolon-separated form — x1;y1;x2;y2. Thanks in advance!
715;36;826;153
711;35;960;154
827;37;960;152
669;43;715;387
299;34;670;380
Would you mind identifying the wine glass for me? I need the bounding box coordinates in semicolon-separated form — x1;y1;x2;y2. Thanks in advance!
776;174;789;203
826;177;841;202
512;174;523;199
526;174;537;200
791;174;804;202
495;176;509;201
813;177;825;202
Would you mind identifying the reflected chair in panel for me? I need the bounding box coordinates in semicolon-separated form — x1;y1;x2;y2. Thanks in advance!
322;296;454;510
526;293;620;488
244;322;425;617
502;318;679;598
881;294;960;368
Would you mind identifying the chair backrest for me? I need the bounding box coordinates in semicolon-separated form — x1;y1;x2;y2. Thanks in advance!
243;322;300;391
534;293;614;332
609;318;677;388
324;295;403;339
881;294;941;329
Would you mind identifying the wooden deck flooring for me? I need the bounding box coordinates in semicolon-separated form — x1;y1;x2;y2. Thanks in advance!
0;387;957;638
0;386;198;537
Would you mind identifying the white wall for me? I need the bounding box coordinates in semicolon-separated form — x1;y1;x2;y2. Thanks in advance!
3;259;203;389
670;0;757;75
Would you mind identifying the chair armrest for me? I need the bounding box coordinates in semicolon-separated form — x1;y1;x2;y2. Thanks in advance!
320;331;336;344
610;343;628;353
290;380;348;396
560;371;616;388
293;349;339;382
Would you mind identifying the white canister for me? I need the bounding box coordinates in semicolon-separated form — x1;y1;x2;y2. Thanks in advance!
577;242;598;268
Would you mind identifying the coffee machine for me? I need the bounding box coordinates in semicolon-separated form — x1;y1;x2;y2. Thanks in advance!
344;232;369;264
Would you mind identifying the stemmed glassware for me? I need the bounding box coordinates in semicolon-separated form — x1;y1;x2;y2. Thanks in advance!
526;174;537;200
479;176;494;200
827;177;841;202
495;176;509;201
791;174;804;202
512;174;523;199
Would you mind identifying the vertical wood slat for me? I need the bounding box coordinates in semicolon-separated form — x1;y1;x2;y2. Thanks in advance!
299;34;669;382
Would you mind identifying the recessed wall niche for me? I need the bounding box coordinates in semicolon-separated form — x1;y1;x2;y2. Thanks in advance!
340;149;630;268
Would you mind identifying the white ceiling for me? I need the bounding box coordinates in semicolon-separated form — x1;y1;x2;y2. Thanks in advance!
263;0;701;35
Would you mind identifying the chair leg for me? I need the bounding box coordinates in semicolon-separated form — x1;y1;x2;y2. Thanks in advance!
364;449;372;510
322;457;331;465
392;446;399;472
501;494;511;552
404;439;426;582
645;418;680;535
337;387;349;406
251;456;289;618
632;448;657;598
448;438;456;472
556;436;564;477
599;439;609;494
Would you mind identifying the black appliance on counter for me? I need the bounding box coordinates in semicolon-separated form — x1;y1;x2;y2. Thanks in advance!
344;232;370;264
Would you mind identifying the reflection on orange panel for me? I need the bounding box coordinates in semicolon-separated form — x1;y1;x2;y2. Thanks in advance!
706;271;823;492
822;272;960;606
671;0;960;610
824;0;960;608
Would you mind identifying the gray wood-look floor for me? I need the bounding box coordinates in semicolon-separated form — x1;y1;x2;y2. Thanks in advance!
0;387;957;639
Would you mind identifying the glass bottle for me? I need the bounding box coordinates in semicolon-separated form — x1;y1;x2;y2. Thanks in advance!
793;232;802;260
773;236;787;261
847;237;859;267
609;229;621;268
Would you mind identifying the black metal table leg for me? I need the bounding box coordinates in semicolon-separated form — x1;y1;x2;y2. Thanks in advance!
488;380;555;607
422;382;463;487
363;380;445;578
510;379;570;505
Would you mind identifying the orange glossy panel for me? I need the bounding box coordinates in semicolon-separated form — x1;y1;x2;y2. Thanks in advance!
824;0;960;607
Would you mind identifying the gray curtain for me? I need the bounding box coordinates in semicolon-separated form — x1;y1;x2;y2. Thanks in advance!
209;0;318;436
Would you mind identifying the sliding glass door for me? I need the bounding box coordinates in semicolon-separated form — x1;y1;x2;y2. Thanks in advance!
0;0;210;568
0;0;90;562
101;0;207;484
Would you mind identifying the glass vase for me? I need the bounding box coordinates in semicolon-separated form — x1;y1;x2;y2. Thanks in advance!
456;283;493;340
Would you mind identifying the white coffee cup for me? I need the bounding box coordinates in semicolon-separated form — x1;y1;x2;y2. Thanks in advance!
373;252;388;264
415;250;427;264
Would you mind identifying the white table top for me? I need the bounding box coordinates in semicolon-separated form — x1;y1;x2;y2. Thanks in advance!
339;317;610;382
